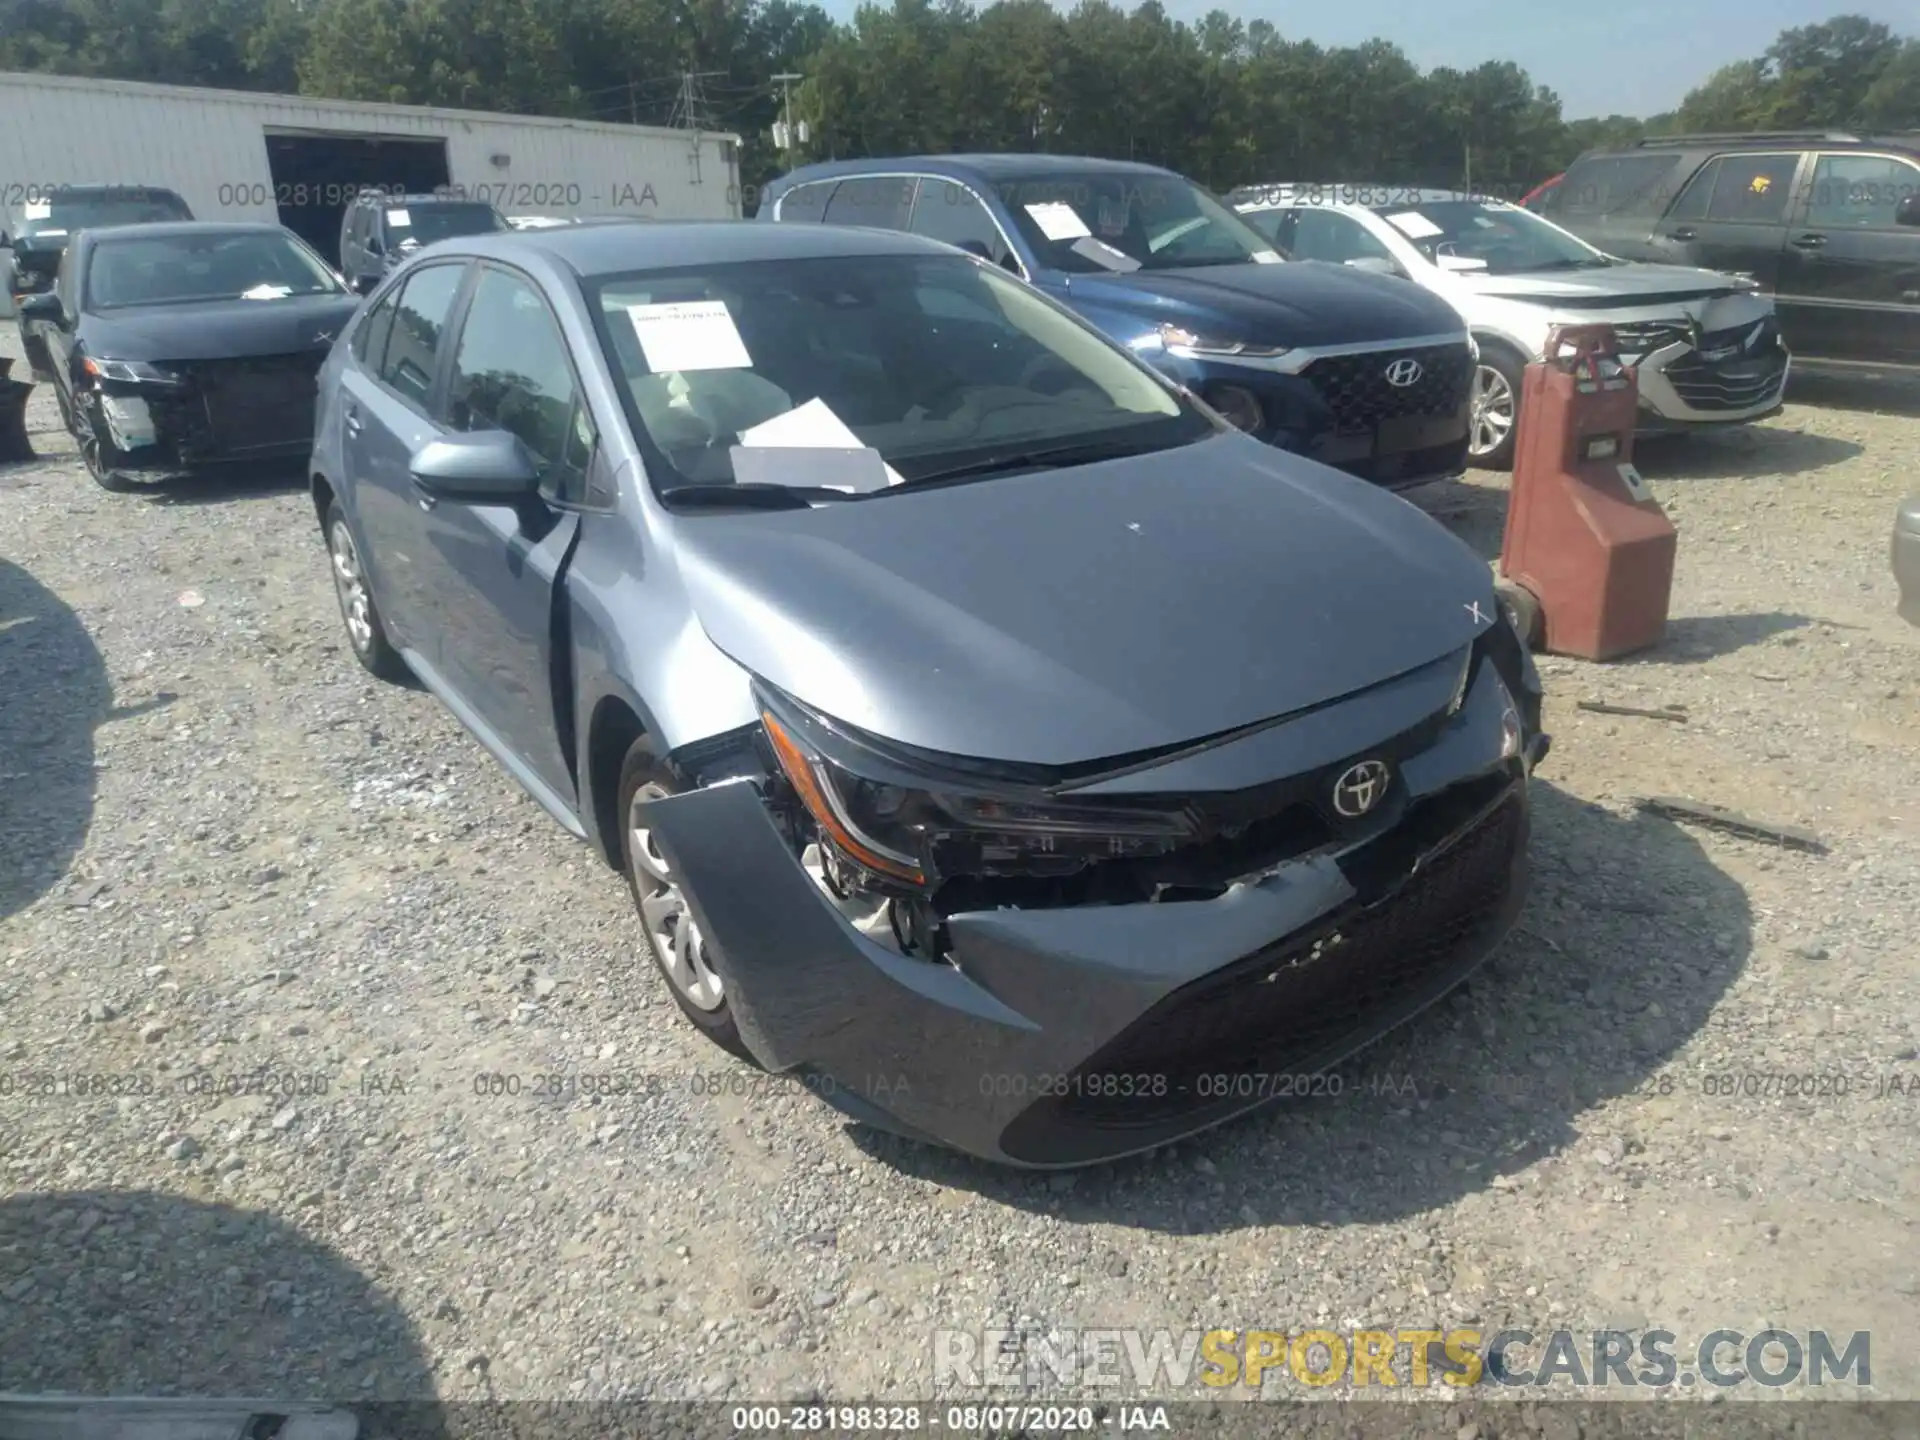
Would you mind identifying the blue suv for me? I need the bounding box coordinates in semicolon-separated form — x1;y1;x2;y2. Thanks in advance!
759;155;1476;488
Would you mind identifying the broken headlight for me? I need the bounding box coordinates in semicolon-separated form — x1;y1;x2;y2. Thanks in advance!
83;357;186;386
757;687;1196;889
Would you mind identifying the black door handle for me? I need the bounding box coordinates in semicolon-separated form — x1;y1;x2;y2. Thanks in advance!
1791;233;1826;249
1667;227;1696;242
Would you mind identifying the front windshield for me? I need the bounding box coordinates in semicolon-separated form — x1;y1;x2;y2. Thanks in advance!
1372;199;1609;273
993;173;1281;275
86;231;345;308
384;203;506;249
21;194;189;239
586;252;1212;494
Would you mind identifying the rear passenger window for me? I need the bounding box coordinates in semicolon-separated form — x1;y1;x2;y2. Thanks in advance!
823;177;914;231
774;181;835;222
378;262;464;408
350;287;398;369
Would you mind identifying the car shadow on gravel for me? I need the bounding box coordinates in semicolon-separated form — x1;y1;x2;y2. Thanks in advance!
0;1190;441;1409
1787;367;1920;418
1632;425;1863;482
0;559;114;923
1624;610;1811;662
139;460;309;507
851;778;1752;1231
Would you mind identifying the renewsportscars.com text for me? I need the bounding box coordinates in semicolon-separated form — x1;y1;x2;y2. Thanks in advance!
933;1326;1871;1391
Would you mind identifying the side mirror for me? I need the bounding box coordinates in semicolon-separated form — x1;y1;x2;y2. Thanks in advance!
409;430;542;501
1897;194;1920;228
955;239;993;261
1000;252;1022;275
365;234;385;256
1344;256;1402;278
17;292;62;321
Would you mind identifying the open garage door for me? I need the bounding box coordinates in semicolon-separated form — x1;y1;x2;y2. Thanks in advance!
264;132;452;264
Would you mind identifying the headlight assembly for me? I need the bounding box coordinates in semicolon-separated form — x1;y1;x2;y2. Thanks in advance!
1157;323;1289;360
758;690;1196;889
83;357;185;386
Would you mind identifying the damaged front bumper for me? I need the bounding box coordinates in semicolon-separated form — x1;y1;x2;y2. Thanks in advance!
83;354;325;476
640;653;1544;1168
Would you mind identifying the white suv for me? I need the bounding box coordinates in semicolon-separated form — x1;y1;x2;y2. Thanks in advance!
1230;185;1791;468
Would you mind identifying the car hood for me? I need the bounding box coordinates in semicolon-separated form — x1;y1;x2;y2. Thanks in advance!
1462;261;1755;307
79;294;359;361
1064;260;1464;347
673;433;1496;767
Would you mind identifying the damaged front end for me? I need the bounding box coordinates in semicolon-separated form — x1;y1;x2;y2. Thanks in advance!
79;352;326;478
639;617;1547;1167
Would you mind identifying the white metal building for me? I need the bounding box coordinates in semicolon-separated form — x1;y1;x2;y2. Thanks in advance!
0;71;744;263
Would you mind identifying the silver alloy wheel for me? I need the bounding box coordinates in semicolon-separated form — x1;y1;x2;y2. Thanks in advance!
328;518;375;654
1469;363;1517;459
627;781;725;1011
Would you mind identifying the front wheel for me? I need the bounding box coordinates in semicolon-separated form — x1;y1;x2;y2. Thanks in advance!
618;741;756;1063
74;397;137;493
1468;347;1526;472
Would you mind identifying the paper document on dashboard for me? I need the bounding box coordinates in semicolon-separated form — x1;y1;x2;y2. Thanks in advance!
738;398;904;487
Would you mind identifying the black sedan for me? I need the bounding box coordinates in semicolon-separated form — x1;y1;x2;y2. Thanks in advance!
17;222;358;492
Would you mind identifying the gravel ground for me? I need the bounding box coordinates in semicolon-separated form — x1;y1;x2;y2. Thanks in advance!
2;327;1917;1428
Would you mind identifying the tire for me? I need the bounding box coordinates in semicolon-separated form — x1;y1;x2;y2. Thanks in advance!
324;499;410;682
618;740;757;1063
1468;344;1527;472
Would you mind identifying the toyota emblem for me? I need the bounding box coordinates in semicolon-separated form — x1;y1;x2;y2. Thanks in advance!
1383;357;1424;387
1331;759;1391;818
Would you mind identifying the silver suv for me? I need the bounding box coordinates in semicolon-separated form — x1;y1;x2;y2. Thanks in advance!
1230;185;1791;468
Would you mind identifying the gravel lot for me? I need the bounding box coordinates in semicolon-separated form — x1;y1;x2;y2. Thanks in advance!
2;325;1917;1425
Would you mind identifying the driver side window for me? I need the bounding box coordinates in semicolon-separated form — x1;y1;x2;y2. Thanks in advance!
1290;209;1395;265
447;265;593;503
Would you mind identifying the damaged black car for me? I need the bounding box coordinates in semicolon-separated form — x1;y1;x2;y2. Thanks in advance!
20;221;358;491
312;221;1549;1167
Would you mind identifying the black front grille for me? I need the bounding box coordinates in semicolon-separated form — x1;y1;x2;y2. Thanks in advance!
1612;320;1690;362
1299;343;1473;432
1662;319;1787;412
171;353;324;453
1044;786;1523;1129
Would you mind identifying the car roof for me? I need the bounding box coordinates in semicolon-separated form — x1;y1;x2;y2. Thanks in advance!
1574;131;1920;163
434;220;964;276
82;221;292;244
40;184;186;200
353;193;493;207
770;152;1181;192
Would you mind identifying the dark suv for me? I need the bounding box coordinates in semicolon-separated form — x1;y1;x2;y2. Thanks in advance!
759;155;1477;489
338;192;507;294
1540;131;1920;368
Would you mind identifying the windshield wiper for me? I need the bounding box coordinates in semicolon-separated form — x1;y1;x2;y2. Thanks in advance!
1518;257;1617;272
908;434;1177;487
659;482;861;510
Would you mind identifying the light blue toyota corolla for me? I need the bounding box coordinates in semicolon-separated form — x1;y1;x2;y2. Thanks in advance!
308;219;1546;1168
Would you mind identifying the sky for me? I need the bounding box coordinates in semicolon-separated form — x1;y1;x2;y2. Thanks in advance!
816;0;1915;119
